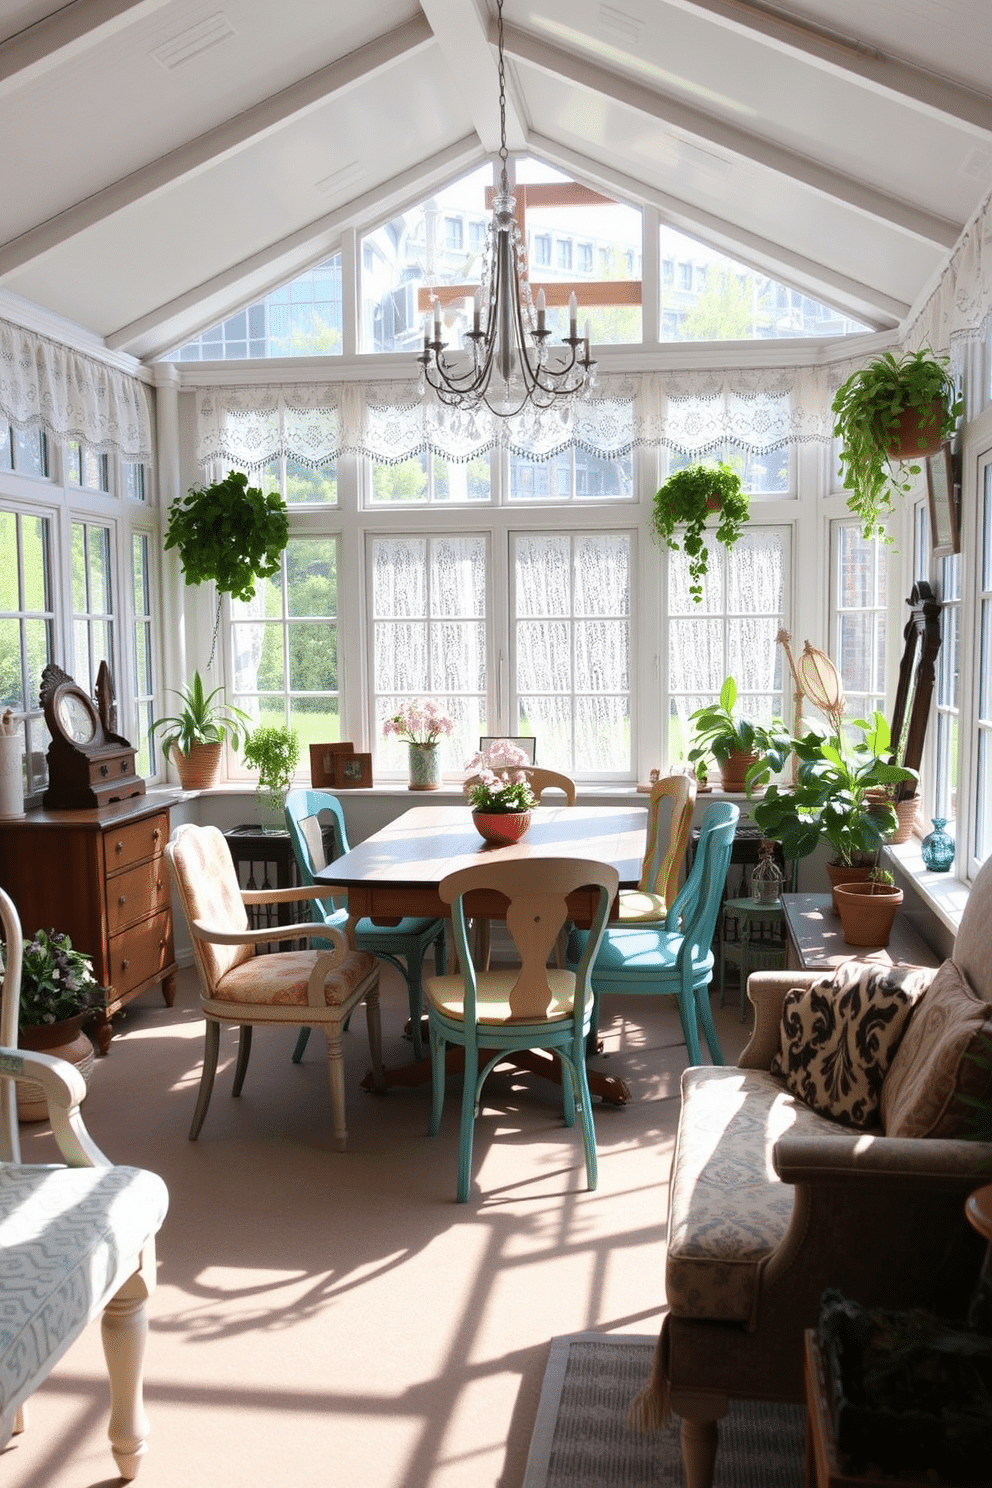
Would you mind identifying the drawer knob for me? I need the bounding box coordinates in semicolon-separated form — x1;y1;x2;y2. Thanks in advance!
100;764;109;777
115;840;124;854
152;828;161;841
155;878;163;891
118;894;127;907
121;958;130;971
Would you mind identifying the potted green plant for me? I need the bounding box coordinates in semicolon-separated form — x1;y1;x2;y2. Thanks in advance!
163;469;290;663
687;676;792;793
652;461;750;603
2;928;107;1120
149;671;252;790
831;347;963;540
244;724;301;831
751;712;917;909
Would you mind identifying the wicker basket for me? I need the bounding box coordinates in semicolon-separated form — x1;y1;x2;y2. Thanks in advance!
171;741;223;790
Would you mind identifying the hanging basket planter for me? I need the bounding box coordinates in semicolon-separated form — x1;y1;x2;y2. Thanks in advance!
885;400;945;461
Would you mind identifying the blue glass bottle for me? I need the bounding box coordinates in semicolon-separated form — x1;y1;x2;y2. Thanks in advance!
921;817;955;872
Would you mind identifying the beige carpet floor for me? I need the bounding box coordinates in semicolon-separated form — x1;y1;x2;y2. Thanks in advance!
2;960;753;1488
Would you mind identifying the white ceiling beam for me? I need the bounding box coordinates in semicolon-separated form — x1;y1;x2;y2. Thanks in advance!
108;136;485;360
0;0;170;95
665;0;992;136
503;23;961;250
419;0;526;153
529;132;907;328
0;14;436;278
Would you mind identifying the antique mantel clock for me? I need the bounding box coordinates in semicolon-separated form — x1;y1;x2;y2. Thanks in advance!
40;662;145;809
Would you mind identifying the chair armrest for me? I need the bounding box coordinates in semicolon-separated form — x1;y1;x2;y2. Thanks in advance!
0;1047;111;1168
191;919;353;950
738;970;820;1069
241;884;345;907
775;1132;992;1188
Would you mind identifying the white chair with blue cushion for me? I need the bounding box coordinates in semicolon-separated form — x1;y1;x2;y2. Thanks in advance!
0;885;169;1479
284;789;447;1060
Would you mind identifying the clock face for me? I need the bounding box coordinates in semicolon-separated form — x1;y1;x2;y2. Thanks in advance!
56;691;98;745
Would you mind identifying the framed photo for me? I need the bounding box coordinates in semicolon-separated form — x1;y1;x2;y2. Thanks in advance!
479;736;536;763
926;443;960;558
309;742;355;788
333;751;373;789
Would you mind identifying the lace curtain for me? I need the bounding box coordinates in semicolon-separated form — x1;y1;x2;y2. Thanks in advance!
0;319;152;461
195;366;836;468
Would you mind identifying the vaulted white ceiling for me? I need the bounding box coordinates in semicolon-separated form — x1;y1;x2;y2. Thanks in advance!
2;0;990;364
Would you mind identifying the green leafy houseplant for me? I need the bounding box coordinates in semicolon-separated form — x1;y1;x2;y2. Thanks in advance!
4;928;106;1032
831;347;963;541
148;671;251;756
751;712;917;867
164;470;289;603
687;676;792;787
244;724;301;822
652;462;750;603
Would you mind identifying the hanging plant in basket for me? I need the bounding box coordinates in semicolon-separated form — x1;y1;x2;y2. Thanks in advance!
652;462;750;603
164;470;290;664
831;348;963;541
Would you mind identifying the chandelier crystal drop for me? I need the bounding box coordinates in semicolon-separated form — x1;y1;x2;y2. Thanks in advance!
418;0;596;420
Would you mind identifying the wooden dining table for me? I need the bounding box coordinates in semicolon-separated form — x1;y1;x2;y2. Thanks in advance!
315;802;648;1105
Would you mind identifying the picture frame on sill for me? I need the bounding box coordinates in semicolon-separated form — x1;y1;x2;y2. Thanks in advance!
309;742;354;789
926;443;960;558
333;752;373;789
479;736;536;764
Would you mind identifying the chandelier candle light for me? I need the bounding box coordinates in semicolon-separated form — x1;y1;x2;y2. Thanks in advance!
418;0;596;419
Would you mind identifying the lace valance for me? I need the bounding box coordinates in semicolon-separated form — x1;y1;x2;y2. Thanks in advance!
0;319;152;461
196;365;839;469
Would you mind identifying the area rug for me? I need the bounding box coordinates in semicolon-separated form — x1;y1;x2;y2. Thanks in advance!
523;1333;805;1488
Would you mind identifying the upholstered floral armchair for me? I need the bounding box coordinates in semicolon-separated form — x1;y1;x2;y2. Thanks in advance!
631;854;992;1488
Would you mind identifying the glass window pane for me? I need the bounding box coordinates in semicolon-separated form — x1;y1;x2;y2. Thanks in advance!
0;512;17;608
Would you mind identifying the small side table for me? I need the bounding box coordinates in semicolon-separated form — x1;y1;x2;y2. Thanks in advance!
223;824;305;951
719;896;786;1019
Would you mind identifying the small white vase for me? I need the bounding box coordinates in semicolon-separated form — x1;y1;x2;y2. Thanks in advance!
0;733;24;818
408;742;442;791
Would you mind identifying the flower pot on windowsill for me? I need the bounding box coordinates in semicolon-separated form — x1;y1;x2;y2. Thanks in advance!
825;861;875;914
171;740;223;791
833;880;903;948
719;748;760;794
471;809;532;846
408;742;442;791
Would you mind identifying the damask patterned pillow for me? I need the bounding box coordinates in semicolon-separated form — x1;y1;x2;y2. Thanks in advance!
771;961;936;1129
881;959;992;1138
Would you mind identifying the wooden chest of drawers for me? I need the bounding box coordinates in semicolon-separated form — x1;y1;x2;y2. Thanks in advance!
0;797;178;1053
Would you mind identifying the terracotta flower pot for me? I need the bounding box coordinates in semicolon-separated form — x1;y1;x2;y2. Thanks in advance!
17;1014;95;1123
719;748;759;794
471;809;532;846
825;861;875;914
890;796;921;844
885;400;944;461
834;880;903;948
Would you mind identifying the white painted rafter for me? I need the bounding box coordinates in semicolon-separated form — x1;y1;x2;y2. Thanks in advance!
666;0;992;136
419;0;526;153
501;21;962;249
0;0;170;95
0;14;436;278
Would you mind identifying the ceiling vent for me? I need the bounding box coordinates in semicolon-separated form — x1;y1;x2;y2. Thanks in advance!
599;6;643;48
152;13;237;72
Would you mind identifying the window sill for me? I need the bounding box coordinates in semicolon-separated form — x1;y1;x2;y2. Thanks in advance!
884;838;970;938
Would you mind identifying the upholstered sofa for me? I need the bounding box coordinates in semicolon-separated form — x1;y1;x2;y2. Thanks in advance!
631;853;992;1488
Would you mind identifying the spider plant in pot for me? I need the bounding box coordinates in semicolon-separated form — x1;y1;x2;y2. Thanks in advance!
831;347;963;541
148;671;251;790
652;461;750;603
244;724;301;832
687;676;793;793
751;712;917;910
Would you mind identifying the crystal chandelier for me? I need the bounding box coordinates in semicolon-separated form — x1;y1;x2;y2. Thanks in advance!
418;0;596;419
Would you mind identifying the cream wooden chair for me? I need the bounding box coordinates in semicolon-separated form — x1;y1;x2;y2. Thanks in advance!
522;767;576;805
617;773;696;923
0;886;168;1479
165;823;384;1149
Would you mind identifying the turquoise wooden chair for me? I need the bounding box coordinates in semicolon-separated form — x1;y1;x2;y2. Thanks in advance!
426;856;618;1203
566;801;739;1066
284;789;447;1060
